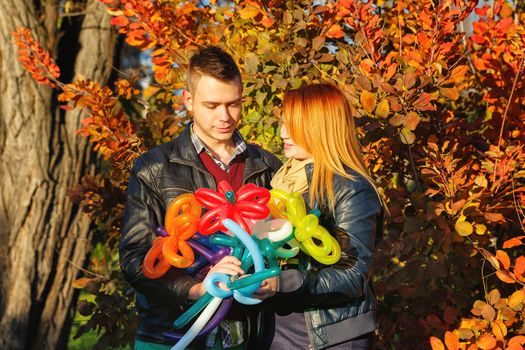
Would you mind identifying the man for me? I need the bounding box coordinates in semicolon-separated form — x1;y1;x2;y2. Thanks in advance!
119;46;282;349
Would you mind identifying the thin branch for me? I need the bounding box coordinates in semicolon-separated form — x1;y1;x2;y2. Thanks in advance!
54;247;107;280
496;53;524;150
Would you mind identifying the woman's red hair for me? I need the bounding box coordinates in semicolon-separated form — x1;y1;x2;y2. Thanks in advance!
282;83;380;209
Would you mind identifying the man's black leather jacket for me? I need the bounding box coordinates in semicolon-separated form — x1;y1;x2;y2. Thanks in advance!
266;163;384;350
119;126;281;344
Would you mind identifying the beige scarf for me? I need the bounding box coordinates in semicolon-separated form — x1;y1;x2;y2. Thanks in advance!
270;158;313;194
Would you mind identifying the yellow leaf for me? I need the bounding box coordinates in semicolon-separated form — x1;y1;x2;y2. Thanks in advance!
400;128;416;144
239;6;259;19
375;99;390;118
491;320;507;341
143;86;161;98
475;224;487;235
508;290;525;308
455;221;473;236
360;90;376;113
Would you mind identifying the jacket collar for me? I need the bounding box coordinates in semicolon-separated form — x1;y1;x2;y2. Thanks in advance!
169;125;271;181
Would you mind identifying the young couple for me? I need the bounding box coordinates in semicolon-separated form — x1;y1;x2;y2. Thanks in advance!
120;46;384;350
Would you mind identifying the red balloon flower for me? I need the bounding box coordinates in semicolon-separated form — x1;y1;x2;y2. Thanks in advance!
195;180;270;235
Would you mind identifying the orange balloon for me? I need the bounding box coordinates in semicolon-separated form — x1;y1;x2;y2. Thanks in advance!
143;237;171;279
165;194;202;236
162;236;195;268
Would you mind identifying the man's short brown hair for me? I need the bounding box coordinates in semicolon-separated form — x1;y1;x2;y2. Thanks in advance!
187;46;241;92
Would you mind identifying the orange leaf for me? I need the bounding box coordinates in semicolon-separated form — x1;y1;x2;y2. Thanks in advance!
360;91;376;113
111;16;129;26
480;304;496;321
496;270;516;284
448;65;469;84
261;16;275;28
239;6;259;19
404;111;421;130
484;212;505;222
429;336;445;350
477;334;496;349
72;277;92;289
495;17;513;32
514;256;525;278
413;92;436;111
385;63;397;80
496;250;510;269
503;236;525;249
440;87;459;100
508;335;525;346
487;289;500;305
444;331;459;350
326;24;345;39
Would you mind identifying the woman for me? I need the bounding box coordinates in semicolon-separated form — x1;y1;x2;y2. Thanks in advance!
253;83;384;349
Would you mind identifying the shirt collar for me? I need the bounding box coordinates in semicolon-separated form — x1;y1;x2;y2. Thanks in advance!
190;123;247;170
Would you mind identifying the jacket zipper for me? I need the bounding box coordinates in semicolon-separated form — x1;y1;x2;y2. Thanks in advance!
304;311;315;350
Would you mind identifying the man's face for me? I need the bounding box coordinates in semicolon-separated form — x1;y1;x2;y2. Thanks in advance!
182;75;243;147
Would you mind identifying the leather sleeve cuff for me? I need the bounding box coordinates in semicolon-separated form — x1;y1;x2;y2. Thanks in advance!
278;269;306;293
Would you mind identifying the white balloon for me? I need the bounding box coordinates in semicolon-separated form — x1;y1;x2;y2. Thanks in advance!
171;297;222;350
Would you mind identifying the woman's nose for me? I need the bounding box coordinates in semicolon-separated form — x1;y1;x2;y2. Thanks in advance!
280;123;289;139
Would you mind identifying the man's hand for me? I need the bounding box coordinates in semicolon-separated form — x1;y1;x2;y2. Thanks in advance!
187;256;244;300
252;276;279;300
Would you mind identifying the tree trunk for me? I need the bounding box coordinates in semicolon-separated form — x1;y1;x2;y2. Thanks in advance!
0;1;116;349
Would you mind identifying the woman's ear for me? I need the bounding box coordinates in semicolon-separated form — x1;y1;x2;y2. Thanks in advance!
182;90;193;112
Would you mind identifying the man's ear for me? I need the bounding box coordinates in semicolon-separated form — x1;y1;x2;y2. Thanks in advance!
182;90;193;112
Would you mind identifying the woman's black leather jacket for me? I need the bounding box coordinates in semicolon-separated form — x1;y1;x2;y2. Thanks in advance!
268;163;384;350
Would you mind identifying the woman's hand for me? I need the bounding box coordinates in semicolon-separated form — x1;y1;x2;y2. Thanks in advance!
252;276;279;300
187;256;244;300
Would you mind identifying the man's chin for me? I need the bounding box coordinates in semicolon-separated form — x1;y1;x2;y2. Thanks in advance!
214;131;234;140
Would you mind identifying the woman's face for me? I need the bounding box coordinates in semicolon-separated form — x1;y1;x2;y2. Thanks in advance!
280;122;312;160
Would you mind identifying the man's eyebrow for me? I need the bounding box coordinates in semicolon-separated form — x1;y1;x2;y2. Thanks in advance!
201;98;242;105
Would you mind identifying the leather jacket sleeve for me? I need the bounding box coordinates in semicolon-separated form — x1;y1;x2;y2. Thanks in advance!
119;156;199;308
275;174;383;308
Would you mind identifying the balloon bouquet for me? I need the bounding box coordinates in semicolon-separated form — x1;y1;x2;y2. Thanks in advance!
142;180;341;349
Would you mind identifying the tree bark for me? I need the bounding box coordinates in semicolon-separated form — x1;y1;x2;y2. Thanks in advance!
0;1;116;349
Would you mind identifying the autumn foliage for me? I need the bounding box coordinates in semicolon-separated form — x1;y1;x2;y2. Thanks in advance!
13;0;525;348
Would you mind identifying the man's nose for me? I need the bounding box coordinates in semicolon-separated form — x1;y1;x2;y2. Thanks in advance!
217;105;231;121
